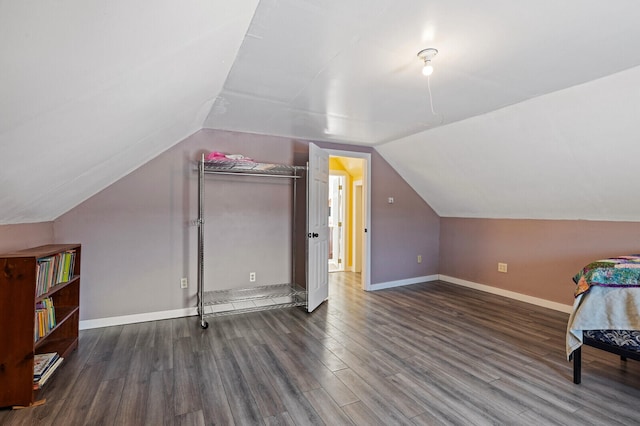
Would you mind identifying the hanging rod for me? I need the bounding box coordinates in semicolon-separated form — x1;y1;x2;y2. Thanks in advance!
203;170;301;179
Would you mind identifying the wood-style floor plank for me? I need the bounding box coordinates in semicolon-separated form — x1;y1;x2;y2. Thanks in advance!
83;377;125;425
145;369;175;426
3;273;640;425
334;368;413;425
193;350;235;426
39;327;105;404
303;387;354;425
112;376;148;425
389;372;479;426
173;366;204;418
175;409;206;426
263;411;296;426
227;337;287;417
216;352;264;425
341;401;387;426
50;362;108;426
152;319;174;371
262;329;357;406
251;344;324;425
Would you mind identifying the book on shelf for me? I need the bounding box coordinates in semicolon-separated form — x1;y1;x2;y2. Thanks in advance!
60;249;76;282
35;249;76;297
61;251;72;282
33;352;59;380
33;356;63;389
34;297;56;342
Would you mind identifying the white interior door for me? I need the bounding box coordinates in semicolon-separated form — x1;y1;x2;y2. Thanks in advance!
307;143;329;312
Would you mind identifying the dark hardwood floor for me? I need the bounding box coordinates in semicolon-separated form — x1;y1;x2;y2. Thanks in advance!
2;273;640;425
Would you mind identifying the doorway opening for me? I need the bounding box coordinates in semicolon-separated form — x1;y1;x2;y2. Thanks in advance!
328;172;347;272
326;151;370;291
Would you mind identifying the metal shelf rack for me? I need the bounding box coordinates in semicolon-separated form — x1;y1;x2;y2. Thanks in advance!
201;283;307;317
196;155;307;328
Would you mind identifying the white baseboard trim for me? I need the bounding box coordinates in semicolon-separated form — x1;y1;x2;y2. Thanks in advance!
79;275;572;329
79;307;198;330
439;275;573;313
370;274;439;291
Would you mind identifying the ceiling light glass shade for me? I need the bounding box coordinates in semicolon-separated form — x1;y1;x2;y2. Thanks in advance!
422;62;434;76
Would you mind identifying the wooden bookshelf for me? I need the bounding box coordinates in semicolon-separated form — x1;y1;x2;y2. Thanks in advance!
0;244;81;408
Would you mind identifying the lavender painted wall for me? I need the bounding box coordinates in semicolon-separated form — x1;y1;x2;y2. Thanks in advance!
369;151;440;282
55;130;296;320
316;141;441;283
54;129;440;321
0;222;54;253
440;218;640;305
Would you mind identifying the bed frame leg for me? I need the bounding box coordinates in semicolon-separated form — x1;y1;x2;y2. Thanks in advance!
621;355;627;361
573;347;582;384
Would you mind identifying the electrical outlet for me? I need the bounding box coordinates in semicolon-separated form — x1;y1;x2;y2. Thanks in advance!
417;255;422;264
249;272;256;282
498;263;508;273
180;277;188;288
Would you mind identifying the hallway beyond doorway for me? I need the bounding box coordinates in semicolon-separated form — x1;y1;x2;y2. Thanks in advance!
329;271;362;292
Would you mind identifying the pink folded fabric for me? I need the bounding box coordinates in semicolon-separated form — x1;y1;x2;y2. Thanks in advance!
206;151;227;160
206;151;254;162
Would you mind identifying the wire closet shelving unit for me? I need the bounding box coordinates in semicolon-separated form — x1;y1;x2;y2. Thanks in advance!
196;154;308;329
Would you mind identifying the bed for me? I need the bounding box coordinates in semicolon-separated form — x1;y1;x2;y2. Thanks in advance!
566;256;640;384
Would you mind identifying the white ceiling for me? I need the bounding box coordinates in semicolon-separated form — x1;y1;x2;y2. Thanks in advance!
204;0;640;146
0;0;259;224
3;1;640;224
378;65;640;220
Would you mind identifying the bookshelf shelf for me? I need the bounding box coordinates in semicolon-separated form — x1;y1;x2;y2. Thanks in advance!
34;306;79;350
36;336;78;359
0;244;81;408
35;276;80;302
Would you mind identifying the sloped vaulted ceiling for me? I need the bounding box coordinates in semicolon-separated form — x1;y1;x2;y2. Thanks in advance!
4;1;640;225
205;0;640;147
0;0;259;224
377;66;640;221
204;0;640;221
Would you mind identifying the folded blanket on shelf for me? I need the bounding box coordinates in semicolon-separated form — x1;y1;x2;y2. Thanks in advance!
206;151;254;162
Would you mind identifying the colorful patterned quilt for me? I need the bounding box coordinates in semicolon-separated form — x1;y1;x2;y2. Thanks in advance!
573;255;640;297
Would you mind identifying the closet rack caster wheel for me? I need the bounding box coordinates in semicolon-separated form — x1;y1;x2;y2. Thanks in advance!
201;320;208;329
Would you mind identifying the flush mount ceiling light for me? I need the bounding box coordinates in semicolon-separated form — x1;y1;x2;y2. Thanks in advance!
417;48;438;76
